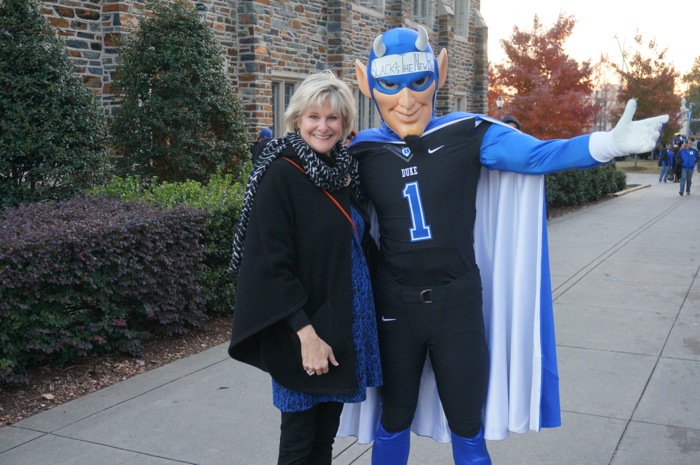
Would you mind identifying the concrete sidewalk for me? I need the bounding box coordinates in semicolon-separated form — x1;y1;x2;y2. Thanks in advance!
1;173;699;464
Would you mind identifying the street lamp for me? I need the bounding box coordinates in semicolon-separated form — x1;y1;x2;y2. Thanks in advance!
496;95;504;119
195;1;206;21
688;103;695;138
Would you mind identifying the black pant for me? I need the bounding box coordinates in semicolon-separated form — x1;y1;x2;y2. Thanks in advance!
278;401;343;465
374;269;489;439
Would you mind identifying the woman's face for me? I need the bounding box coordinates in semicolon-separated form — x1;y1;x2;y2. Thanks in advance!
298;99;344;156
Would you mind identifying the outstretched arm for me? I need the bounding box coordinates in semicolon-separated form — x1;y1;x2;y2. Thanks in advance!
481;99;669;174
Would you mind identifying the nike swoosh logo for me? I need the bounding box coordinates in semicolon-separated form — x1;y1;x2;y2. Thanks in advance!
381;316;397;322
427;145;444;154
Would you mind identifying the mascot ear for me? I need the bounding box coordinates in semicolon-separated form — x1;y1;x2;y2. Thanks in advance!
355;59;372;98
437;48;448;90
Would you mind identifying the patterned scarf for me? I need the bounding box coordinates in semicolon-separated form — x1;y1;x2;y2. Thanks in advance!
229;131;362;273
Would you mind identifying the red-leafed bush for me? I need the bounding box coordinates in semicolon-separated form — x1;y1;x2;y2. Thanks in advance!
0;196;210;383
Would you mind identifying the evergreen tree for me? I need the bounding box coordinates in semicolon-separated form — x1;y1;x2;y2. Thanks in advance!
0;0;112;208
111;0;249;183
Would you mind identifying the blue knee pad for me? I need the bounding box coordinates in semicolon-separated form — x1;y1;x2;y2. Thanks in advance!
372;423;411;465
451;429;491;464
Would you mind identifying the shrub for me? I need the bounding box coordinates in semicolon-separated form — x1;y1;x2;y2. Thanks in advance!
545;163;626;209
0;0;112;209
90;170;248;315
0;197;210;383
110;0;250;183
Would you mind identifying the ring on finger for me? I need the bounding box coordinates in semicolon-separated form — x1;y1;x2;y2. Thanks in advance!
306;370;315;376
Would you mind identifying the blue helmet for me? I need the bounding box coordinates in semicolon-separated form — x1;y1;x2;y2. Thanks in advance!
366;26;440;115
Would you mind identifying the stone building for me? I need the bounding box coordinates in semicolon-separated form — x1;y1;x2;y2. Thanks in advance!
42;0;489;136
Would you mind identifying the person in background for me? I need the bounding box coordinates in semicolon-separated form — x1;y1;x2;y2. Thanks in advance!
658;143;673;183
673;133;686;148
678;141;698;195
228;71;382;465
344;129;358;147
250;127;273;155
652;141;664;161
501;115;521;130
673;145;684;182
338;25;667;465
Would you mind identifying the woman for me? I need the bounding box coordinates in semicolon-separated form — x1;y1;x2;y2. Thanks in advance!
228;71;381;465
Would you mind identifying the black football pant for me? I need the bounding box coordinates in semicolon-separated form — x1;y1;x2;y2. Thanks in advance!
374;268;489;438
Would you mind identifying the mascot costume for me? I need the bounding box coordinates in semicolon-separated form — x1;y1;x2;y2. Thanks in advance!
336;26;668;465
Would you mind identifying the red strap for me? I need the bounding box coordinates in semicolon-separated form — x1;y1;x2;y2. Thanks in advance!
280;157;358;236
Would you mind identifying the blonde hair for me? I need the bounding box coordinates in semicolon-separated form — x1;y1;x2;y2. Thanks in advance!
284;70;357;140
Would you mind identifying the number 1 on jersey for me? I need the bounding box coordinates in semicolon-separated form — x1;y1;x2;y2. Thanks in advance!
403;181;432;241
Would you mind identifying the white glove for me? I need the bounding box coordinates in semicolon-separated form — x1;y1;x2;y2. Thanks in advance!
589;99;669;163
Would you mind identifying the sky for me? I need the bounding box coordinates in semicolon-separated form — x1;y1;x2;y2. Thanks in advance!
480;0;699;79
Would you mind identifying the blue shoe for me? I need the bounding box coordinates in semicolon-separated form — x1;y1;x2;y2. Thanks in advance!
372;423;410;465
451;429;492;464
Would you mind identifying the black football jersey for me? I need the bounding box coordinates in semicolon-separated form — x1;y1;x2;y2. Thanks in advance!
352;118;490;286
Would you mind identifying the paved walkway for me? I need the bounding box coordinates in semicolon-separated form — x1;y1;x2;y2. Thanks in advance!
1;173;699;464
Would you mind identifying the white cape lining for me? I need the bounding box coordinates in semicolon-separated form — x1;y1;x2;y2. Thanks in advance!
337;168;560;443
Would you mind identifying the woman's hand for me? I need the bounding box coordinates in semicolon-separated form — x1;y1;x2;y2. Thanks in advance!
296;325;339;375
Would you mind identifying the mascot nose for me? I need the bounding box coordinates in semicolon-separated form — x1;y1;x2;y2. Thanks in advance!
398;88;416;109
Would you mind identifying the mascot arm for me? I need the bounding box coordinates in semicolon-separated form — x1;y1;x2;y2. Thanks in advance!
480;100;668;174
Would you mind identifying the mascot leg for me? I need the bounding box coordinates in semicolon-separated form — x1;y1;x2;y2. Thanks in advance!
451;429;491;464
371;423;410;465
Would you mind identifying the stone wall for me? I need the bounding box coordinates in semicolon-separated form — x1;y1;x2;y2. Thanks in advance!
42;0;146;114
42;0;489;125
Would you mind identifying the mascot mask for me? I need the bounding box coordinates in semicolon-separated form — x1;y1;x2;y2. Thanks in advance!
355;26;448;139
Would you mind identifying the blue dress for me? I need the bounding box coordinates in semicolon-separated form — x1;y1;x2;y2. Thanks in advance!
272;206;382;412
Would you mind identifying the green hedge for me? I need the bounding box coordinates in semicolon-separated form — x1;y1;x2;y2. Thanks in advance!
545;163;626;209
0;197;210;383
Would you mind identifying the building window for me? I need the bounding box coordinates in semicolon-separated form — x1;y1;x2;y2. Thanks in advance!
358;0;383;8
455;0;470;37
271;80;299;136
356;91;379;131
455;94;466;112
413;0;433;23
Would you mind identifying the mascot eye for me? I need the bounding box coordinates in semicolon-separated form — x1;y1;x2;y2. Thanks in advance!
377;80;399;92
410;76;430;90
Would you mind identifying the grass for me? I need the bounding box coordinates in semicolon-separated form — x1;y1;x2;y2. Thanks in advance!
615;157;659;174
